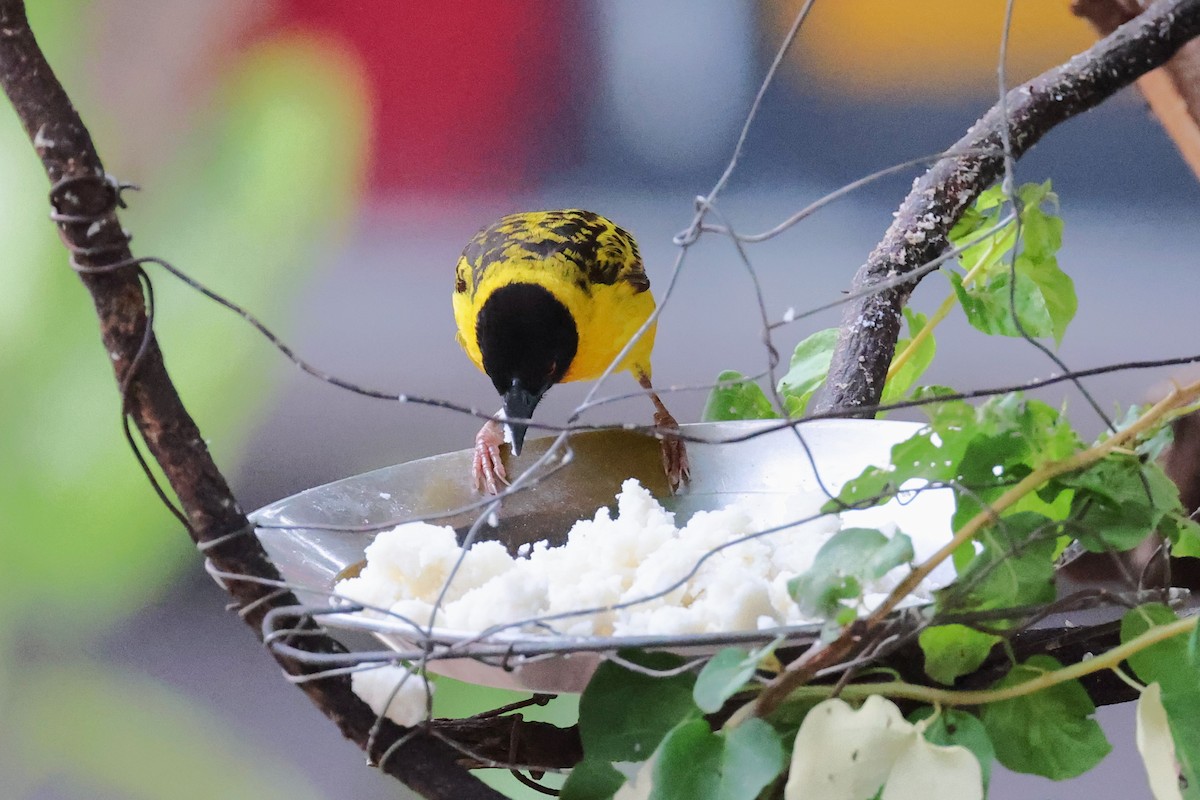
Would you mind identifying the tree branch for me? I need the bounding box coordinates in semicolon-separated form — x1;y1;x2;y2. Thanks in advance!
0;3;516;796
814;0;1200;414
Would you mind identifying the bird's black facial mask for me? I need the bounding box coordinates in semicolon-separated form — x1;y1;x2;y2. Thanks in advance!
476;283;578;455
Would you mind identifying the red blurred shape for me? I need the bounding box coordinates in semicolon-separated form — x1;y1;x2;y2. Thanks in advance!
283;1;582;194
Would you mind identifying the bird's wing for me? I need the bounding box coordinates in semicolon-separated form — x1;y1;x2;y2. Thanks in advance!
552;210;650;295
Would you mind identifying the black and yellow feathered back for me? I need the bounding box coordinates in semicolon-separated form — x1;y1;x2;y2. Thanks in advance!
453;209;657;383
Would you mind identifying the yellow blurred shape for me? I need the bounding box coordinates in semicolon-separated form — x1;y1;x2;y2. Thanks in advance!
768;0;1096;98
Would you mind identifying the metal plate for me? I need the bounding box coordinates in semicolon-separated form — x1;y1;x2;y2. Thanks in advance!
251;419;955;692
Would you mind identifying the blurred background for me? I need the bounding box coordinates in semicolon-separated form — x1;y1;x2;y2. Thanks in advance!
2;1;1197;798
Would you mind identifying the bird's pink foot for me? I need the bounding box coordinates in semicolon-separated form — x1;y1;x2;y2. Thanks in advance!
637;370;691;494
654;408;690;494
472;419;509;494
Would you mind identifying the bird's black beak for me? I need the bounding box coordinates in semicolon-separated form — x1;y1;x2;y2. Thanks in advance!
503;380;542;456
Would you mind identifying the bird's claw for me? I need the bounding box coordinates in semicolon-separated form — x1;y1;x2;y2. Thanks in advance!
473;420;510;494
654;409;690;494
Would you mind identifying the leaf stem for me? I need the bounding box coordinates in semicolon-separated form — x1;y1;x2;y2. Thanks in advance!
785;614;1195;708
886;293;953;382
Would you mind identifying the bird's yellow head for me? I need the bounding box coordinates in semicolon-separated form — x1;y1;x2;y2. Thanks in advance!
453;209;655;456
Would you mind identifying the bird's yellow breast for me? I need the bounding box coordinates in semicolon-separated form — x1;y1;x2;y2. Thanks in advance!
453;210;657;384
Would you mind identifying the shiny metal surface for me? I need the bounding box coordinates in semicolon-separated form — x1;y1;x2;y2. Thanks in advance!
251;419;954;691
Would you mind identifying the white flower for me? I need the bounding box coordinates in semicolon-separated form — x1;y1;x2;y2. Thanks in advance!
785;696;982;800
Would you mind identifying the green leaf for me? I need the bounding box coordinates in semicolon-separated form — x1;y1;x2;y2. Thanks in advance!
1063;455;1178;513
949;185;1016;270
1130;412;1175;461
702;370;778;422
909;707;995;790
948;399;1065;498
694;645;775;714
578;651;697;763
1158;693;1200;800
1062;456;1180;553
947;181;1075;345
1142;459;1185;505
718;720;787;800
788;528;914;621
831;392;1079;519
1014;184;1073;345
950;266;1055;340
832;393;1073;627
650;719;720;800
1026;254;1077;346
1122;604;1194;696
918;625;1001;685
1108;403;1179;460
938;511;1057;615
560;759;626;800
651;718;785;800
776;327;838;417
980;655;1111;779
1122;605;1200;799
1166;514;1200;558
1018;183;1062;259
881;308;936;406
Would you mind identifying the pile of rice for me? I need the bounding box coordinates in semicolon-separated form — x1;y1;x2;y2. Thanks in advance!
335;479;932;638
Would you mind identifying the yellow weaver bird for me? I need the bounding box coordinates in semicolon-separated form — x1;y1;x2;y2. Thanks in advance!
453;209;689;494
